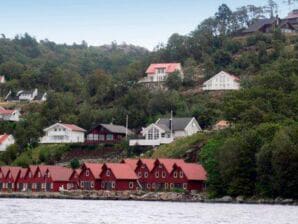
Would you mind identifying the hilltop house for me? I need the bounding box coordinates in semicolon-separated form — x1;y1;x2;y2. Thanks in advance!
138;63;183;87
202;71;240;91
0;76;5;84
0;107;20;122
129;117;201;146
0;134;15;151
86;123;133;145
5;89;47;102
40;123;86;144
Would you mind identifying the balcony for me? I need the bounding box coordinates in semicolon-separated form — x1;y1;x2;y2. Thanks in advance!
129;137;174;146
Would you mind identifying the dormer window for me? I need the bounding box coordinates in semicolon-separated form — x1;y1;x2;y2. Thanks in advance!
106;170;110;176
174;171;178;178
86;170;89;176
179;171;184;178
155;171;159;178
162;171;166;178
144;172;148;178
157;68;165;74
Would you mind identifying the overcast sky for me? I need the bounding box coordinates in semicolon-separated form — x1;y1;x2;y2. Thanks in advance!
0;0;294;50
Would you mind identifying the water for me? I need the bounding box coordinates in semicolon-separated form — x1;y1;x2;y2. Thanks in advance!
0;199;297;224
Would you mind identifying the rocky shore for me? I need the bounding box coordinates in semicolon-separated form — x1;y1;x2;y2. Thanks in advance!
0;191;297;205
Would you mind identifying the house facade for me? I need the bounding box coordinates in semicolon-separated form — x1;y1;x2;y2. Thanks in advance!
129;117;202;146
40;123;86;144
5;89;47;102
0;134;15;151
202;71;240;91
79;163;102;190
0;107;21;122
138;63;184;87
86;123;133;145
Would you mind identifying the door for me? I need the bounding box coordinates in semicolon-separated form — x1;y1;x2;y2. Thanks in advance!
19;183;23;191
84;181;91;190
36;183;41;191
46;183;51;192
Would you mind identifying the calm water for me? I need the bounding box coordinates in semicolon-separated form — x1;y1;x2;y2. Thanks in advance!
0;199;297;224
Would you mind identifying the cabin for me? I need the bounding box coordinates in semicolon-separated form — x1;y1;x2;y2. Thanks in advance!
40;123;86;144
202;71;240;91
31;165;49;192
243;17;296;35
100;163;139;191
0;166;10;191
15;168;28;192
138;63;183;88
1;167;21;192
69;168;81;190
86;123;133;145
170;163;206;192
0;134;15;151
44;166;73;192
0;107;21;122
79;163;102;190
129;117;202;146
22;165;38;191
5;89;47;102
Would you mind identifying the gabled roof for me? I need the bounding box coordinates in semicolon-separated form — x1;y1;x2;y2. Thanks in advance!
44;123;86;132
82;163;103;179
285;10;298;19
46;166;73;181
156;159;185;173
103;163;138;180
28;165;39;177
34;92;47;101
0;107;18;115
123;159;138;171
177;163;207;181
139;158;156;171
204;71;240;84
97;123;133;135
146;63;181;74
156;117;194;131
243;18;276;33
0;134;10;144
18;168;28;179
9;167;21;179
0;166;11;178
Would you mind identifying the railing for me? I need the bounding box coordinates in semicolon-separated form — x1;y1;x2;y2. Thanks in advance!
129;137;174;146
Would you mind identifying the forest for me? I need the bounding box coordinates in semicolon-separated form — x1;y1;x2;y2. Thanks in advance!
0;2;297;198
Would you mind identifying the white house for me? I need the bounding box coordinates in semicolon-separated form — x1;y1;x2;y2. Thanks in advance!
0;107;21;122
0;134;15;151
202;71;240;91
0;76;5;84
129;117;202;146
5;89;47;102
40;123;86;144
138;63;184;84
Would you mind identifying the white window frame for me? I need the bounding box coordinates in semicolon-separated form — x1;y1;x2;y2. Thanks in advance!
179;171;184;178
129;182;134;189
162;171;166;178
106;170;110;176
155;171;159;178
86;170;89;176
144;172;148;178
91;181;94;188
174;171;178;178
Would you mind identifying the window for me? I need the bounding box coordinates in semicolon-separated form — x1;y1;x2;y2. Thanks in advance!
170;183;174;189
38;172;41;178
152;183;156;189
99;134;105;140
81;182;84;187
148;129;153;140
165;183;169;190
144;172;148;178
179;171;184;178
155;171;159;178
173;171;178;178
91;181;94;188
106;170;110;176
153;128;159;139
157;68;165;74
54;128;57;132
101;182;105;189
129;182;134;189
106;134;114;141
162;171;166;178
86;170;89;176
138;172;142;178
42;183;45;189
111;182;115;189
147;183;151;189
183;183;187;190
51;183;53;189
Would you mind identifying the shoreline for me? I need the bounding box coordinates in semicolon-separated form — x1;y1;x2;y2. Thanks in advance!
0;191;297;205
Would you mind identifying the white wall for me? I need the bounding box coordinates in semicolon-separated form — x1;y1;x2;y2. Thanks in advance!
203;72;240;91
0;136;15;151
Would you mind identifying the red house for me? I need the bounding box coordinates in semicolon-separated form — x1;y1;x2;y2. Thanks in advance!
31;165;49;192
100;163;139;191
1;166;21;192
79;163;103;190
85;123;133;145
15;168;28;191
0;166;11;191
69;168;81;190
22;165;38;191
44;166;73;192
170;163;206;191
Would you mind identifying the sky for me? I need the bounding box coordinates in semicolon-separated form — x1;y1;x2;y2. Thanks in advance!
0;0;294;50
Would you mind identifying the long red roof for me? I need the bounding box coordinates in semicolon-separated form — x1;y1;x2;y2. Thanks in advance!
146;63;181;74
61;123;86;132
123;159;138;171
157;159;185;173
47;166;73;181
178;163;207;181
104;163;138;180
0;107;16;115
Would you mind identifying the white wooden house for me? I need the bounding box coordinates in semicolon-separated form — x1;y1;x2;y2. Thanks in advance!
138;63;184;84
40;123;86;144
129;117;202;146
5;89;47;102
0;107;21;122
202;71;240;91
0;134;15;151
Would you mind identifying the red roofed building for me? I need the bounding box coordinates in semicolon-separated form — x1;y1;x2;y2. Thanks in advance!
100;163;139;190
0;134;15;151
0;166;21;191
79;163;103;190
170;163;206;192
44;166;74;192
69;168;81;190
139;63;183;86
15;168;28;191
40;122;86;144
0;107;20;122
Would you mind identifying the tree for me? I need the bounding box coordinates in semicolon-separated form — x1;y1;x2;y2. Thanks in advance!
165;71;183;90
215;4;233;35
70;158;80;169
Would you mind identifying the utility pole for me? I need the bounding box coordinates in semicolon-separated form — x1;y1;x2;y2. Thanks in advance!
125;114;128;140
170;110;173;138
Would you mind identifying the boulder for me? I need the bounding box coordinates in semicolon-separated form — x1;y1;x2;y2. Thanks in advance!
220;196;233;202
236;196;244;203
